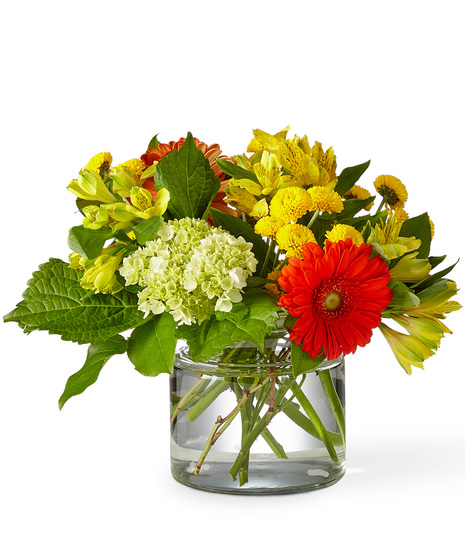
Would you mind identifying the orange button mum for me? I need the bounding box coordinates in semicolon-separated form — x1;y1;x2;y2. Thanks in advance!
278;239;393;360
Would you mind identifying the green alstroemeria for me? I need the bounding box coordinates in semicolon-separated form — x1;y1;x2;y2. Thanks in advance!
366;213;421;260
80;250;125;294
111;167;140;198
82;205;111;230
392;314;450;351
67;169;117;204
378;322;434;375
389;252;432;282
403;280;462;319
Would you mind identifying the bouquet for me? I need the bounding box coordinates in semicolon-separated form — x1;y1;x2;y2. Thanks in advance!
4;127;461;491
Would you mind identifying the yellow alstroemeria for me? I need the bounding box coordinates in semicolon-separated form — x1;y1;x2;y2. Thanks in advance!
147;187;170;217
378;322;434;375
228;176;262;197
253;151;281;194
130;187;153;212
247;126;290;154
224;185;258;214
92;188;170;232
277;140;320;187
389;252;432;282
67;169;117;204
249;198;269;219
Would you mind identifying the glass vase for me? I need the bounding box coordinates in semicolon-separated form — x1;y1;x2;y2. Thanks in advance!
170;330;345;495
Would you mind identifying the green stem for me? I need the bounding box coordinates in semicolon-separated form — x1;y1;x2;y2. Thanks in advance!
260;239;277;277
289;379;338;462
374;195;387;215
193;377;270;477
186;379;231;423
282;401;342;447
318;369;345;447
307;210;320;230
261;428;287;459
170;377;211;425
229;379;298;480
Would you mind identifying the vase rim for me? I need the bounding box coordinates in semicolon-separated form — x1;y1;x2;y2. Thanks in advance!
174;342;344;377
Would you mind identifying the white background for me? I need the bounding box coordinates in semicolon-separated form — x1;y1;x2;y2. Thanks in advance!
1;1;464;557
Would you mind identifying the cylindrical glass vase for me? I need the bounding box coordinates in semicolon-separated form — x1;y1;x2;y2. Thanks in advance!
170;331;345;495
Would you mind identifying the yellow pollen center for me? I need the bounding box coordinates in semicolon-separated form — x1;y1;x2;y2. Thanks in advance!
324;292;341;311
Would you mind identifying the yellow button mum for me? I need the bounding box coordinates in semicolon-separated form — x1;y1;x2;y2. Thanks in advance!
265;267;286;300
269;186;312;222
374;175;408;209
86;152;112;175
326;224;364;247
308;186;344;214
254;216;286;239
114;158;146;176
276;224;317;259
343;185;374;210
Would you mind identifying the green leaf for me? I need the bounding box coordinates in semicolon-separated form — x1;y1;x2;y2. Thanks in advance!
290;342;325;377
215;302;249;324
3;259;148;344
153;132;220;219
76;198;102;215
210;208;272;274
335;160;371;196
127;313;177;376
400;212;431;259
177;290;279;361
58;335;127;410
429;255;446;269
68;225;115;259
382;278;420;317
147;133;160;149
215;158;261;185
131;215;163;245
413;259;459;292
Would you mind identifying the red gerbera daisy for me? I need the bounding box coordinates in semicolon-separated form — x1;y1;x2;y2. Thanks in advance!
278;239;393;360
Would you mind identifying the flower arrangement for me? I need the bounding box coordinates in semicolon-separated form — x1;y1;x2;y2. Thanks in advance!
4;128;461;491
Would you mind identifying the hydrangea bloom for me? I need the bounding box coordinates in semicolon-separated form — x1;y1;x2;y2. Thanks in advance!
119;218;258;325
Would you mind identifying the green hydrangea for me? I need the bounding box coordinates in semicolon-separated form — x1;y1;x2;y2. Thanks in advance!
119;217;258;325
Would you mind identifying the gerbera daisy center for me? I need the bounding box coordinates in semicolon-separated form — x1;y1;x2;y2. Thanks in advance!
324;291;342;311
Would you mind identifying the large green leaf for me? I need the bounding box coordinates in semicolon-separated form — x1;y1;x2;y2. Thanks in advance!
400;212;432;259
58;335;128;409
153;132;220;220
335;160;371;196
127;313;177;376
210;208;272;274
3;259;147;344
68;225;115;259
177;290;279;361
